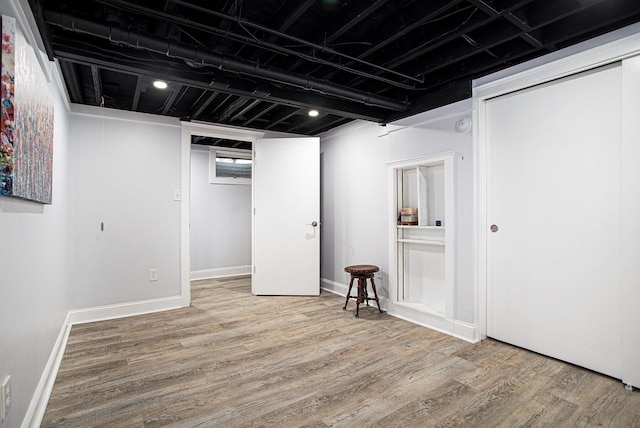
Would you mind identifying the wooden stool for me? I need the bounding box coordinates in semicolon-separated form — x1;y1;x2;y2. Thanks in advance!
343;264;383;318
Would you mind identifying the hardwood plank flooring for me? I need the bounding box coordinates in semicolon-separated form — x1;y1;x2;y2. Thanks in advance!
42;277;640;427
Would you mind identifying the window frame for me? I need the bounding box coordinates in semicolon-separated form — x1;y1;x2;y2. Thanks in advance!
208;147;252;185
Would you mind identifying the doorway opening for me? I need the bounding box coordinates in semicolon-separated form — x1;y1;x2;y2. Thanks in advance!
190;136;253;282
180;123;265;305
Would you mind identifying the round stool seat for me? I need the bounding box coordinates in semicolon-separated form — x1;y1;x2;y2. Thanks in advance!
344;264;379;275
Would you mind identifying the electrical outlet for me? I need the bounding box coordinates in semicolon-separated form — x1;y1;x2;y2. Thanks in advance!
375;270;382;279
1;375;11;424
148;268;158;282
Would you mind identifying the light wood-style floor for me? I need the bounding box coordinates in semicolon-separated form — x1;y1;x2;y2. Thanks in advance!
42;277;640;427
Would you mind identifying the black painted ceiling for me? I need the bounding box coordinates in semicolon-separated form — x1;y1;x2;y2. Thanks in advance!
28;0;640;135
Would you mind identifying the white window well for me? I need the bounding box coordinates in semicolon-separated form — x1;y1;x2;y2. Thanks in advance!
209;148;252;185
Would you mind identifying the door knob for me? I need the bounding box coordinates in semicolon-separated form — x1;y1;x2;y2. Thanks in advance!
490;224;499;233
308;221;319;227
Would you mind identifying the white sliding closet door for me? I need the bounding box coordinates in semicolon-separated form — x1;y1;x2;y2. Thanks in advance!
486;65;622;378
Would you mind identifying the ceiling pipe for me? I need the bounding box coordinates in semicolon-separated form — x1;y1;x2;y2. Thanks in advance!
50;45;390;123
92;0;417;89
43;10;409;112
168;0;423;84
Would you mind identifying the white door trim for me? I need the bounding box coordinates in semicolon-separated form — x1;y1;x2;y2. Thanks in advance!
180;122;265;306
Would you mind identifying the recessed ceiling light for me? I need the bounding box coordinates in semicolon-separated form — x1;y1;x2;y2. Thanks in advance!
153;80;168;89
308;109;319;117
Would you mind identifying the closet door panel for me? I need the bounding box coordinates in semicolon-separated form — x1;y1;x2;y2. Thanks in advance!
486;65;622;378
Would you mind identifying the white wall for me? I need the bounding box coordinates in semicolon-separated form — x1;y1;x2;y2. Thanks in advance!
0;7;72;427
0;91;184;425
190;144;251;276
67;106;182;308
319;100;475;327
319;121;390;296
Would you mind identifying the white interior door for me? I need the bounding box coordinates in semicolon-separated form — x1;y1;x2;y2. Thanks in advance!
486;65;623;378
252;137;320;295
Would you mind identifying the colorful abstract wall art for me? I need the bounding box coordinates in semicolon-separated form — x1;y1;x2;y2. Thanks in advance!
1;15;54;204
1;15;15;197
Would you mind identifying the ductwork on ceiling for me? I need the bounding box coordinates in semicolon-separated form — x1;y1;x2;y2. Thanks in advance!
35;0;640;135
43;10;410;113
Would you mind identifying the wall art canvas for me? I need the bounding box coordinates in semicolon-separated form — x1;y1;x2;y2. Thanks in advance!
0;15;15;197
1;15;54;204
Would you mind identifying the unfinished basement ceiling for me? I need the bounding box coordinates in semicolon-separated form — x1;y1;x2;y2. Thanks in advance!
29;0;640;135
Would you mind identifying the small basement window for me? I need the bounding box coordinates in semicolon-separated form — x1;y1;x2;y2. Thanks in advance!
209;148;252;185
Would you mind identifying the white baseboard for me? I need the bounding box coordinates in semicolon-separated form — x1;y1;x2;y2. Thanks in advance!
22;313;72;428
23;295;187;427
322;277;478;343
68;295;185;325
321;277;390;311
387;302;479;343
190;265;251;281
26;278;478;428
453;320;480;343
320;277;349;296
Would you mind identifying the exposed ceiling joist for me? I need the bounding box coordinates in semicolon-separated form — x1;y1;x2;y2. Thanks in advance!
28;0;640;135
44;9;408;112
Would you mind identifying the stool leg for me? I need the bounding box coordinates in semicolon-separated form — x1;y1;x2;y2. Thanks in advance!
343;276;355;310
356;276;366;318
364;280;370;307
369;277;383;314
